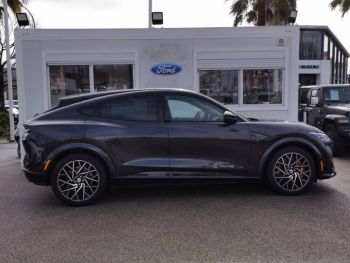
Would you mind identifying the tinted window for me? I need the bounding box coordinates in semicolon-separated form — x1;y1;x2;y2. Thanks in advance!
98;96;158;121
165;95;224;122
300;90;309;104
300;31;322;59
79;104;100;116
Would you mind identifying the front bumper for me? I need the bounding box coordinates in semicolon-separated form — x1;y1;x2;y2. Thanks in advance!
319;156;336;180
23;169;48;186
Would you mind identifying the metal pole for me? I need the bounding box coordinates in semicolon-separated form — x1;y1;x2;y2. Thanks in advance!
149;0;152;28
3;0;15;141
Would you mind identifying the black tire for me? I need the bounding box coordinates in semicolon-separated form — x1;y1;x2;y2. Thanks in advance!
51;154;107;206
325;124;346;157
267;147;315;196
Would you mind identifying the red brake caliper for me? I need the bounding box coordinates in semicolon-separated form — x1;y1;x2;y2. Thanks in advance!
67;170;72;180
298;160;304;179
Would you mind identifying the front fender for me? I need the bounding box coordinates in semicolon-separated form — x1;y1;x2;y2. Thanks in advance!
43;143;116;178
324;114;350;123
257;137;323;179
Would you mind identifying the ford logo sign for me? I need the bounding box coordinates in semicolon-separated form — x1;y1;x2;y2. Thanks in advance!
150;63;182;76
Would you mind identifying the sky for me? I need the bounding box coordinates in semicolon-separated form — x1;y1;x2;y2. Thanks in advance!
26;0;350;52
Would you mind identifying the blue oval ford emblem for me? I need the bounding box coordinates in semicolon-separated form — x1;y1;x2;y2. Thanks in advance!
150;63;182;76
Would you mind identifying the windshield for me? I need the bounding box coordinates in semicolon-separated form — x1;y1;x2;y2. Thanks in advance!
323;87;350;103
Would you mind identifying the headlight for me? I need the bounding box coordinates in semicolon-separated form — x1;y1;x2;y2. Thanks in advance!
308;131;331;143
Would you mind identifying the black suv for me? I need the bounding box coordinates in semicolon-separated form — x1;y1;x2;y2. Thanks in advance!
299;85;350;156
23;89;335;206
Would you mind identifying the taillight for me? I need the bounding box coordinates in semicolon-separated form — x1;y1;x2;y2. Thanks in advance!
23;126;30;140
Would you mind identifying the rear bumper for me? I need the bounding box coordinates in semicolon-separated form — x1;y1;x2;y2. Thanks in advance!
23;169;48;186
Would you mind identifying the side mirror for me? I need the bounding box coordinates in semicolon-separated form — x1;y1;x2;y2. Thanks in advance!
311;97;321;106
224;111;238;124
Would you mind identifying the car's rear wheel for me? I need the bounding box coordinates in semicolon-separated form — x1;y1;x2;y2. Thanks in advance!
51;154;107;206
267;147;315;195
325;124;346;157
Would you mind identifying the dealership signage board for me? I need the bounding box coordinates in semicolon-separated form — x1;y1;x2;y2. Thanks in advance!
150;63;182;76
299;65;320;69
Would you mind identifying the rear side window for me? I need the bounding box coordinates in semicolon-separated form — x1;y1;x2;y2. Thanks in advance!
79;104;100;116
96;96;158;121
300;90;309;104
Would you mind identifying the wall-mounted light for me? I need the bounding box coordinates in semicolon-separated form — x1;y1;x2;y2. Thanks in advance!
16;13;29;27
152;12;163;25
287;10;298;25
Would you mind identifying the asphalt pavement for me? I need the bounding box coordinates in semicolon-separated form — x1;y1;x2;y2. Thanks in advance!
1;144;350;263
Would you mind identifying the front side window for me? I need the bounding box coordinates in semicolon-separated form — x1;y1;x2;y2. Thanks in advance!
243;69;283;105
323;87;350;103
97;96;158;121
165;95;224;122
300;89;309;105
199;70;239;105
300;30;323;59
93;65;133;92
49;65;90;108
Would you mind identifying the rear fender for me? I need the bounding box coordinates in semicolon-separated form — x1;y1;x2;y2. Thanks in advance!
43;143;116;178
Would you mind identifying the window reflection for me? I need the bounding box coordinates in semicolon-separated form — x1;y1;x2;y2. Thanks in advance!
93;65;133;91
243;69;283;105
49;65;90;108
300;31;322;60
199;70;239;105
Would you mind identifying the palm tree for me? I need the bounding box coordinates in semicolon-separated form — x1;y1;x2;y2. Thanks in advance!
0;0;28;19
0;0;29;112
227;0;296;26
330;0;350;17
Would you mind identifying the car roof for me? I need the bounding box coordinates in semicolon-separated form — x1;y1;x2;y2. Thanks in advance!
49;88;196;111
59;88;194;101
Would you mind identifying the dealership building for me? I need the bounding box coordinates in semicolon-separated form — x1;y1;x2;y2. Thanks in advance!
15;25;349;125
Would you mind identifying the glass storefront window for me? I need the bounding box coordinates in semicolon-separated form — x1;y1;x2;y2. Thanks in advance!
49;65;90;108
243;69;283;105
300;31;323;60
330;41;334;83
93;65;133;92
324;34;329;60
49;64;134;108
334;46;338;83
199;70;239;105
340;53;343;83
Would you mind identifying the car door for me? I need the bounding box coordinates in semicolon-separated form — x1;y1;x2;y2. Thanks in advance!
160;93;251;178
307;88;324;129
299;88;310;122
85;94;169;178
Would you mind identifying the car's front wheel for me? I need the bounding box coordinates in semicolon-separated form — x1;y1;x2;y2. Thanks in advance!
51;154;107;206
267;147;315;195
325;124;346;157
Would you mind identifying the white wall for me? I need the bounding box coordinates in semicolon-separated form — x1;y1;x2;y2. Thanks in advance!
15;27;300;127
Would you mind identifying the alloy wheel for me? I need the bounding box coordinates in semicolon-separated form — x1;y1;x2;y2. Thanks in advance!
57;160;100;202
273;152;311;191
